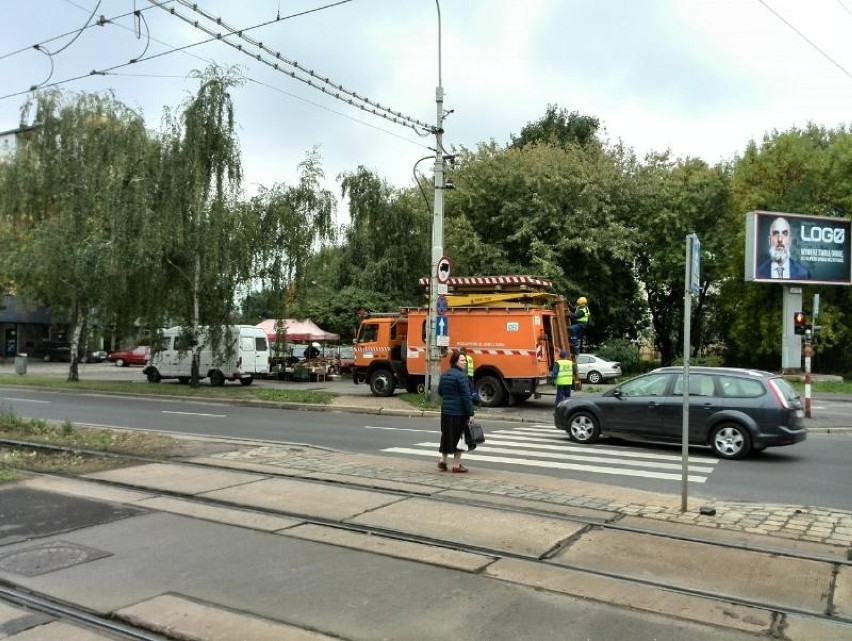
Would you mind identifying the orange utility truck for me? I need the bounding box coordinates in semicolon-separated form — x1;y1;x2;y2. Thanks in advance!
352;276;572;406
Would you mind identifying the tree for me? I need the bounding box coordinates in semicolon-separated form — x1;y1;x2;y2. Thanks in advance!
146;66;252;386
250;147;337;346
0;89;157;381
625;153;732;365
510;104;601;150
335;167;430;305
443;140;645;347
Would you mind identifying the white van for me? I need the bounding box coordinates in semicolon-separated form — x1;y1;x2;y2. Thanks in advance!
143;325;270;386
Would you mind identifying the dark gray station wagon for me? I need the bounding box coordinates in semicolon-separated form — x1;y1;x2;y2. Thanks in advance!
554;367;806;459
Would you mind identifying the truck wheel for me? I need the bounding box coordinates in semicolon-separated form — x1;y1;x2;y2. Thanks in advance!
209;370;226;387
240;376;254;386
146;369;161;383
475;375;505;407
369;369;396;397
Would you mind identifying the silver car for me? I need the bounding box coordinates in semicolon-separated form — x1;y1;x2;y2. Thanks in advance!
576;354;622;384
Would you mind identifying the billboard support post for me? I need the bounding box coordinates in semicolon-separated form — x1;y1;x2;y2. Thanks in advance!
803;330;813;418
782;287;803;371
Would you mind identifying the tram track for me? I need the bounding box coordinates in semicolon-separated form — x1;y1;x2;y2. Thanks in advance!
0;584;171;640
1;437;851;633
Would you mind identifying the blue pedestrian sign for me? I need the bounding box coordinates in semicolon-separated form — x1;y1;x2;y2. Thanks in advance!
436;294;448;316
435;315;449;347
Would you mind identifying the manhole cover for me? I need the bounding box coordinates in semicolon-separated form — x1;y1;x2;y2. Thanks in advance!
0;541;111;577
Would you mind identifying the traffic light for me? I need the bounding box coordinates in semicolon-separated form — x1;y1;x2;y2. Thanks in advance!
793;312;807;335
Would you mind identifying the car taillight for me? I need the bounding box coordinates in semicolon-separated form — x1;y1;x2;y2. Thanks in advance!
768;379;789;409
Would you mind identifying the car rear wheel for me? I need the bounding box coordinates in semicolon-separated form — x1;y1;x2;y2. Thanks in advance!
568;411;600;444
586;370;603;384
711;423;752;460
115;358;125;367
475;375;505;407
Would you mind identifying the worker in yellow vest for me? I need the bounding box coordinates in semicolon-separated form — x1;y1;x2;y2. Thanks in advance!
459;346;479;405
569;296;591;353
550;350;576;406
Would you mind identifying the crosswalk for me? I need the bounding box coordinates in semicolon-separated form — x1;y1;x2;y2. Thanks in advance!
382;424;720;483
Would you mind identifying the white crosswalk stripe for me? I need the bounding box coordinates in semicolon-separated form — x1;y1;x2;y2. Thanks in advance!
381;425;720;483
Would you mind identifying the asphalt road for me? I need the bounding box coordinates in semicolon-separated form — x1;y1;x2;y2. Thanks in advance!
1;382;850;511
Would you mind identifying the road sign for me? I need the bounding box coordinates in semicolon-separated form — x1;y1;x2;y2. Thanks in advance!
437;256;452;283
435;316;449;347
436;294;448;316
689;235;701;296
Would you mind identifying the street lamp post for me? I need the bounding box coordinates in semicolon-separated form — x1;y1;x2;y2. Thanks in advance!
425;0;446;400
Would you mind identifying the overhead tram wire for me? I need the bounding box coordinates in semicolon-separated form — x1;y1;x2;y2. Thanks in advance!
0;2;353;102
150;0;434;135
758;0;852;83
0;0;174;62
0;1;435;151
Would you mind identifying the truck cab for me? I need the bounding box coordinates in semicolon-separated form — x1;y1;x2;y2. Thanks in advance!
353;314;409;396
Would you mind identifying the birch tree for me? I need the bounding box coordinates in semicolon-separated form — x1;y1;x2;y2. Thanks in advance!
147;65;252;386
0;90;156;381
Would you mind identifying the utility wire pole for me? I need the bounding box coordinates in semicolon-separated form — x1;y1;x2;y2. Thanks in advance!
425;0;444;401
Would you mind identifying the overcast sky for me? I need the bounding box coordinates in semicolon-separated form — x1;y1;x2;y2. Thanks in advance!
3;0;852;222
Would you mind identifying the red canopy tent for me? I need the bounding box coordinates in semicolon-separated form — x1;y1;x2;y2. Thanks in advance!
256;318;339;343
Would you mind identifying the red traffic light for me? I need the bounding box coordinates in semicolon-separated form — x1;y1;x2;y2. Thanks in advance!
793;312;807;335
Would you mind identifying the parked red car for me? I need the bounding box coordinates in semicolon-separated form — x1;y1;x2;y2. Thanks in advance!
107;346;151;367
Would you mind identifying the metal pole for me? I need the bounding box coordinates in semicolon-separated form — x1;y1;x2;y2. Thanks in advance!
426;0;444;401
803;330;812;418
681;235;693;513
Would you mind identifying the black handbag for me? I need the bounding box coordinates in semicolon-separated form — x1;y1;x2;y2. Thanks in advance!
468;421;485;445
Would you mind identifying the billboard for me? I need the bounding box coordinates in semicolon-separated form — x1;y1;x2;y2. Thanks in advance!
745;211;852;286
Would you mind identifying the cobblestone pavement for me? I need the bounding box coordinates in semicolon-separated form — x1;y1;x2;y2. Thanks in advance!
210;434;852;554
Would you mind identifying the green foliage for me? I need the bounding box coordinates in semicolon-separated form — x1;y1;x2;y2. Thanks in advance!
334;167;430;305
145;65;253;384
625;152;732;365
510;104;601;149
444;140;646;345
0;89;159;380
597;339;641;373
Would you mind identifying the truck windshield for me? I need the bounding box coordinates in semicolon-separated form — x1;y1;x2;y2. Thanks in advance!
358;324;379;343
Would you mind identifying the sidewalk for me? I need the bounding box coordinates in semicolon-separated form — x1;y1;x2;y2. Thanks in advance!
2;431;851;641
2;366;852;639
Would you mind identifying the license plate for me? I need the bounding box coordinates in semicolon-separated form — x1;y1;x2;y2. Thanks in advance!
795;409;804;418
538;377;548;385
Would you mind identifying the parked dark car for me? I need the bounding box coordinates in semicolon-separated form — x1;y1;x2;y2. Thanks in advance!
33;341;106;363
334;345;355;374
107;346;151;367
554;366;806;460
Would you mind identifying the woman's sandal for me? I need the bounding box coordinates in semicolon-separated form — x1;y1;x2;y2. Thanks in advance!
437;460;448;471
451;464;468;473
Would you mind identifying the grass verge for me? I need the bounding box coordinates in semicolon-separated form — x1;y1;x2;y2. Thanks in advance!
0;374;334;404
0;409;177;480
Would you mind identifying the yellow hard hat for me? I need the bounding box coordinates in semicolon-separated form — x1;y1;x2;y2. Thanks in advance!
577;296;587;305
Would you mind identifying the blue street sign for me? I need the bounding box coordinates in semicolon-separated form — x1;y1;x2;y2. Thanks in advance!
435;316;449;346
436;294;448;316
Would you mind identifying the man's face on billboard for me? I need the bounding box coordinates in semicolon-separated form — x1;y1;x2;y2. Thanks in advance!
768;217;792;264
